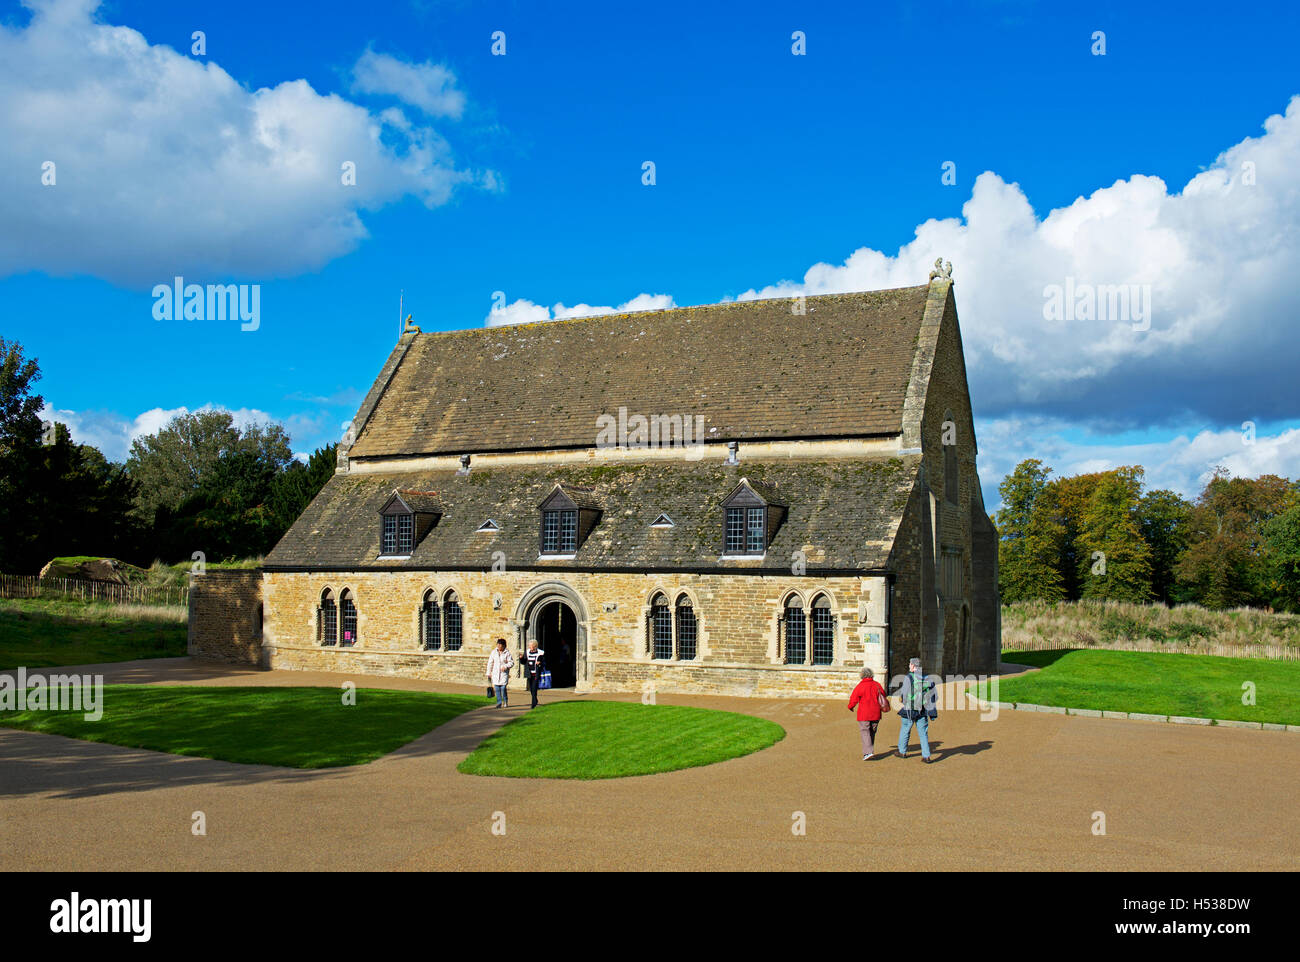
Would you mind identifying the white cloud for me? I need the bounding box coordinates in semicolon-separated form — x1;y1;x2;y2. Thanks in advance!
734;96;1300;428
40;402;285;462
485;293;676;327
352;49;466;119
0;0;492;288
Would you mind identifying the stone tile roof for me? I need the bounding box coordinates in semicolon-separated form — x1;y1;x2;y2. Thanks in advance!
264;456;920;573
345;286;931;459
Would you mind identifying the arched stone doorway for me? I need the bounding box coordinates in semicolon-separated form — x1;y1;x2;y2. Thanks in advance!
514;581;591;691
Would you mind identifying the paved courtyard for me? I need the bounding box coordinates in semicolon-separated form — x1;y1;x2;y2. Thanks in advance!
1;658;1296;871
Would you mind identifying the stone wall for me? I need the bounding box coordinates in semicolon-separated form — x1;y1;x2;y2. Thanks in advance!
188;570;264;666
263;569;893;699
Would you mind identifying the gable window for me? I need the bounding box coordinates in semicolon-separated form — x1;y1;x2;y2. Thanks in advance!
443;590;463;651
538;485;600;556
721;479;785;557
340;589;358;647
379;490;441;558
318;589;337;646
420;590;441;650
542;508;578;554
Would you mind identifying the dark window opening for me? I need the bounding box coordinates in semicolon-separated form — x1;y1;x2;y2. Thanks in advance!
651;594;673;660
444;591;463;651
812;596;835;666
675;596;697;661
784;602;805;664
340;590;357;647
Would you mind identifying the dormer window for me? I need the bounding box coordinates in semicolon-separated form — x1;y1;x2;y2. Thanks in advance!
378;490;442;558
721;479;785;557
538;484;601;557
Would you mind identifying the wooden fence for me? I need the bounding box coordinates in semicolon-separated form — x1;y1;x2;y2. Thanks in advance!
1004;634;1299;662
0;573;189;608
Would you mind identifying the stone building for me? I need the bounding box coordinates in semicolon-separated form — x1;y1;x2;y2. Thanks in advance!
190;264;1000;697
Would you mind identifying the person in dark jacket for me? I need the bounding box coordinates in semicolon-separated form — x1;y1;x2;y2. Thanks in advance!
894;657;939;762
847;667;889;760
522;639;546;709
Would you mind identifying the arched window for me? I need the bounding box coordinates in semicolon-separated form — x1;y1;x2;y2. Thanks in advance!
421;589;441;651
783;596;805;665
443;589;463;651
649;593;673;660
811;595;835;665
318;589;337;646
340;589;358;647
675;594;697;661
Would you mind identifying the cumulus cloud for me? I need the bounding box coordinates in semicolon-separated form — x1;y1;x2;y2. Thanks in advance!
0;0;492;288
352;49;466;119
41;402;285;462
732;98;1300;430
486;293;677;327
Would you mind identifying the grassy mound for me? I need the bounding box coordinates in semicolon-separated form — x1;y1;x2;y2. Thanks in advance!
0;597;187;670
458;700;786;779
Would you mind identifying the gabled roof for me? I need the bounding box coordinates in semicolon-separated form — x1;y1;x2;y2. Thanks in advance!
380;489;443;515
539;483;602;512
264;455;921;573
345;285;933;460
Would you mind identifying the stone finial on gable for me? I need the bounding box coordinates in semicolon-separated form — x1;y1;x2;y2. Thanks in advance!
402;313;420;335
929;258;952;282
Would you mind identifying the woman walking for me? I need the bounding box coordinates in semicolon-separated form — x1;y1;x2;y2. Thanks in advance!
522;639;547;709
847;667;889;760
486;638;514;708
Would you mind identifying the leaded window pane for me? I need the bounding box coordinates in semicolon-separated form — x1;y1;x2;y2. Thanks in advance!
784;605;805;664
320;600;337;646
724;507;745;553
652;601;673;659
747;506;766;553
341;596;357;646
397;514;414;554
675;601;697;661
444;601;463;651
812;605;835;665
422;601;440;650
560;509;577;552
381;515;397;554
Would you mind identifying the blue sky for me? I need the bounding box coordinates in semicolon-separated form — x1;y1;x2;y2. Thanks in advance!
3;0;1299;509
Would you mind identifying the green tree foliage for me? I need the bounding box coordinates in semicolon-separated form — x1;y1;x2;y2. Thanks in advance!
1075;468;1153;602
268;443;337;533
1263;504;1300;612
996;459;1067;603
0;341;140;573
125;409;293;524
1138;488;1192;604
1175;471;1297;609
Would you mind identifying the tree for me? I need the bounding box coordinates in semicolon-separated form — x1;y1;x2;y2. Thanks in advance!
126;410;293;525
1262;504;1300;612
1175;470;1297;609
268;443;337;534
0;338;44;571
1138;488;1192;605
1076;468;1152;602
996;459;1067;603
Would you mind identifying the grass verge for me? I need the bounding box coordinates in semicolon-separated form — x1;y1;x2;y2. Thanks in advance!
992;649;1300;725
0;685;491;767
0;598;187;670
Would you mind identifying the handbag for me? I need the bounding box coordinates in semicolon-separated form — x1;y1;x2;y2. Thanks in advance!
486;685;495;697
877;690;891;713
539;670;553;690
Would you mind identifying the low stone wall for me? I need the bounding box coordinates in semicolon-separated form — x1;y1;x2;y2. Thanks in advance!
188;570;264;666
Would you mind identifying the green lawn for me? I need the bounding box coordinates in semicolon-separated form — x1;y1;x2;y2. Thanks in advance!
990;649;1300;725
457;700;786;779
0;598;187;670
0;685;491;767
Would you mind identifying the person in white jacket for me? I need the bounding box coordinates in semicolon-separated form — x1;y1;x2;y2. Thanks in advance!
486;638;514;708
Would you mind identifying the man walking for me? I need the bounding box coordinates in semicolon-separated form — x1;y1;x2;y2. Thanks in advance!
895;657;938;762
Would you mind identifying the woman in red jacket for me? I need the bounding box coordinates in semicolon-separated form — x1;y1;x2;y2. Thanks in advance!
848;667;890;760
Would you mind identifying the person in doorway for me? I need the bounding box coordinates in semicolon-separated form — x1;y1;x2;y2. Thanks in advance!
894;657;938;762
486;638;514;708
522;639;546;709
847;666;890;760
